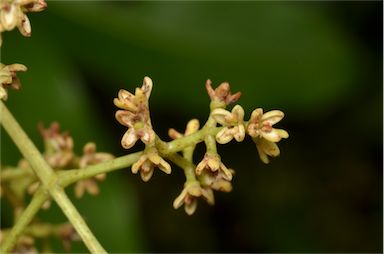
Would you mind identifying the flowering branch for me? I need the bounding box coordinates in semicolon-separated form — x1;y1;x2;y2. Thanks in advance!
0;1;289;252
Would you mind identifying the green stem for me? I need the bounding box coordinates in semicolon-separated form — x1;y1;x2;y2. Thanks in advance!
0;188;48;253
0;167;34;182
59;152;142;187
0;101;106;254
165;127;222;154
49;185;106;253
165;153;196;182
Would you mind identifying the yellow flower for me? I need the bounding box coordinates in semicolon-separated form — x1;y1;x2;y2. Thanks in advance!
114;77;156;149
131;147;171;182
253;137;281;164
199;168;234;193
211;104;245;144
113;76;152;112
0;0;47;46
195;153;232;181
173;181;214;215
247;108;289;142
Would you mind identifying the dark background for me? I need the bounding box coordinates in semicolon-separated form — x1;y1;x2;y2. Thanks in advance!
1;1;382;253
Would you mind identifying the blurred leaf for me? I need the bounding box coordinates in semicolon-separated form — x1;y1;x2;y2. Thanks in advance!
43;2;360;118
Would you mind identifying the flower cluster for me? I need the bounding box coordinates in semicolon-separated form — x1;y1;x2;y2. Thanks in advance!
114;76;155;149
114;77;173;182
75;142;114;198
0;0;47;46
210;98;289;164
33;123;114;198
0;63;27;100
114;78;288;215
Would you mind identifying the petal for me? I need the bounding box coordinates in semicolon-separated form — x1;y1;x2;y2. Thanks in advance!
74;181;85;198
148;152;161;164
262;129;282;143
131;155;147;173
158;158;171;174
17;14;31;37
216;128;233;144
249;108;263;123
262;139;280;157
1;4;17;30
173;189;187;209
115;89;138;111
207;155;220;171
232;105;244;123
95;173;106;181
168;128;183;139
185;119;200;135
118;89;135;101
185;200;197;215
261;110;284;125
201;188;215;205
275;128;289;139
140;128;155;144
234;125;245;142
142;76;153;99
8;64;27;72
220;163;233;181
211;180;232;192
195;160;207;175
0;87;8;100
255;140;270;164
205;79;215;99
115;110;135;127
140;168;154;182
83;142;96;155
121;128;138;149
85;180;100;196
211;108;232;125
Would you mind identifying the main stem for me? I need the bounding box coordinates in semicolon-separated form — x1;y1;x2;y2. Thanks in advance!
0;101;106;254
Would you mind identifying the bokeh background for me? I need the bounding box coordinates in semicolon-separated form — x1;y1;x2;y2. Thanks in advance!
1;1;382;253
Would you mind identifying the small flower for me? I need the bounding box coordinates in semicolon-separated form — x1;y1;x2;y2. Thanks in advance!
115;110;155;149
114;77;156;149
38;122;74;169
114;76;152;112
78;142;114;168
211;104;245;144
246;108;289;142
195;153;232;181
0;0;47;46
0;63;27;100
168;119;200;139
173;181;214;215
205;79;241;105
132;147;171;182
74;142;114;198
199;166;235;193
253;137;281;164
